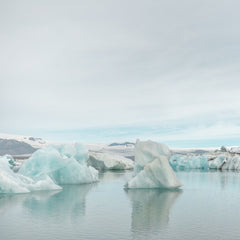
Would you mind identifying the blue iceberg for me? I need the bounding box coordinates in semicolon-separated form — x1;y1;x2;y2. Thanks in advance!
170;154;209;171
0;155;61;193
0;144;99;194
170;153;240;171
19;143;99;185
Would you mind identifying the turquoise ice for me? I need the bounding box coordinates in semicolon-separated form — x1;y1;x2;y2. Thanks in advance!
19;143;98;185
0;144;98;194
0;155;61;193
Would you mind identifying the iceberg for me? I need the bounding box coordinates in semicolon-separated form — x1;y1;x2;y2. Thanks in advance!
170;154;209;170
0;155;61;193
208;156;226;169
209;155;240;170
88;152;134;170
170;152;240;171
229;146;240;154
19;143;99;185
125;140;182;189
0;143;98;194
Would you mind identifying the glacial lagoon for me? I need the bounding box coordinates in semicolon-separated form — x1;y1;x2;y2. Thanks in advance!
1;171;240;240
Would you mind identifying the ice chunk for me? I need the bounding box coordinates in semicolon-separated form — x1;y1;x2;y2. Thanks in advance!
229;146;240;154
208;155;226;169
220;145;228;152
170;152;240;171
0;143;98;194
19;143;99;185
125;140;182;189
5;155;16;169
88;152;134;170
0;155;61;194
220;156;240;171
170;154;209;170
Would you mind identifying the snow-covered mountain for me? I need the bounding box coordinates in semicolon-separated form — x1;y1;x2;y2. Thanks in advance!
0;133;48;148
1;132;240;159
0;133;48;155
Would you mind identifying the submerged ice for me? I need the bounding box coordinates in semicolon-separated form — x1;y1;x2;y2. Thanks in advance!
125;140;182;189
0;144;98;194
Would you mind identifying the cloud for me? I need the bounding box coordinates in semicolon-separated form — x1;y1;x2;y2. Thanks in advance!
157;123;240;142
0;0;240;144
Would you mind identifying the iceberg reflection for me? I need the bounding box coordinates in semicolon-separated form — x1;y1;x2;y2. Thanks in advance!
0;184;95;223
23;184;95;222
125;189;182;239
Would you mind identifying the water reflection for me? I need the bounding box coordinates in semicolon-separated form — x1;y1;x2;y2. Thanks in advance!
0;184;95;223
125;189;182;239
0;193;32;214
24;184;95;222
175;171;240;191
99;170;132;182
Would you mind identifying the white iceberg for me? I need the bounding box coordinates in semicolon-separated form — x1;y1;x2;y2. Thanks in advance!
125;140;182;189
208;155;226;169
229;146;240;154
210;155;240;170
88;152;134;170
19;143;99;185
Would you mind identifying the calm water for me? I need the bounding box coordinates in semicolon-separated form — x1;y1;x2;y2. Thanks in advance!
1;171;240;240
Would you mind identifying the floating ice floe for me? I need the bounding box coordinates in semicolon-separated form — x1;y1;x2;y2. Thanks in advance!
125;140;182;189
0;144;99;194
88;152;134;170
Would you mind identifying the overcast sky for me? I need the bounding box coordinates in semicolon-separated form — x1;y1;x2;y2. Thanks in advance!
1;0;240;145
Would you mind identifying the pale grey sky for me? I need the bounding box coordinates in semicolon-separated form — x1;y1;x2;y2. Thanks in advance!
1;0;240;143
